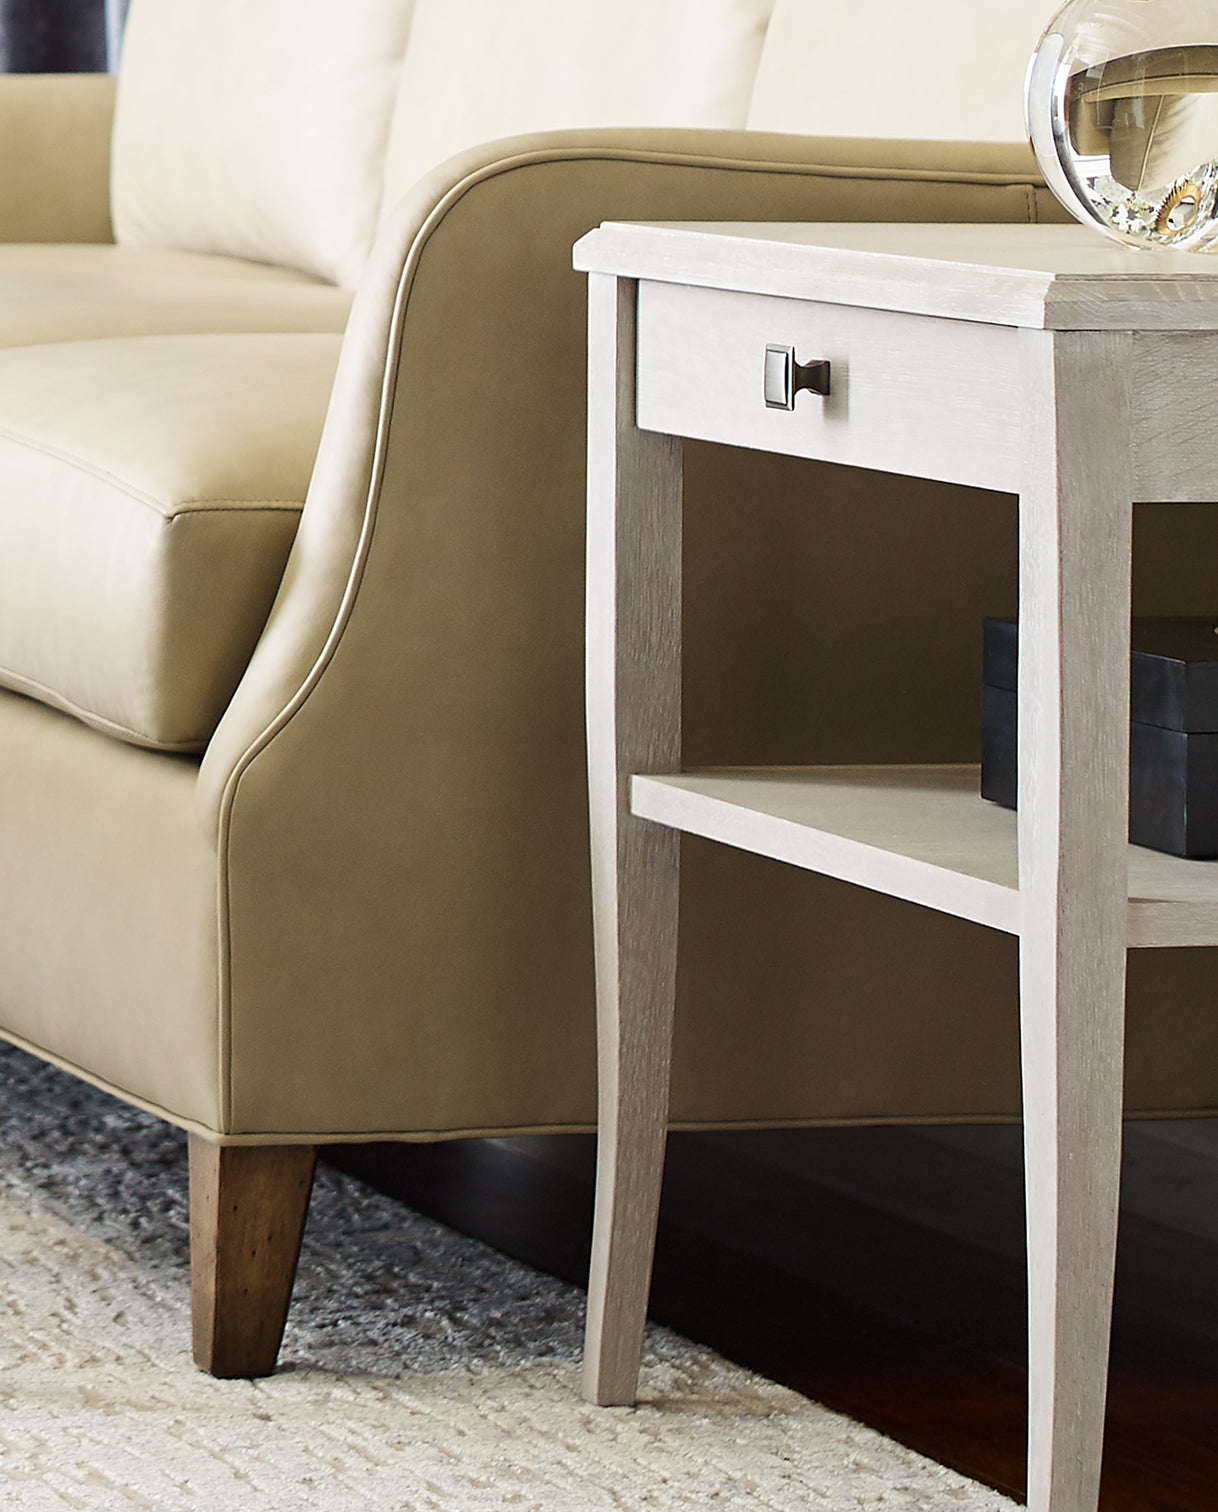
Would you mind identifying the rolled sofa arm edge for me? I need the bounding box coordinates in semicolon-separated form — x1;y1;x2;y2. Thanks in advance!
195;125;1057;840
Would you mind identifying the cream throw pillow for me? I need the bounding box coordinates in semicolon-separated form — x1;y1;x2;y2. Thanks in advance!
111;0;414;288
379;0;776;219
748;0;1048;143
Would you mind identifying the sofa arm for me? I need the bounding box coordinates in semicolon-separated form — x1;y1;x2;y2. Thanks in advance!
0;74;115;243
200;125;1059;832
197;127;1062;1136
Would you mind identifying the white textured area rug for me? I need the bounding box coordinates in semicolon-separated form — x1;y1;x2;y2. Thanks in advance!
0;1045;1016;1511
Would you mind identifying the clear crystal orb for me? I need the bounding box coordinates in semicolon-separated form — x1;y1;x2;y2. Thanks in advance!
1027;0;1218;250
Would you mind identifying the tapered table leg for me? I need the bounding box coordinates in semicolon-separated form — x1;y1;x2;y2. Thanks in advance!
1017;329;1132;1512
582;272;683;1406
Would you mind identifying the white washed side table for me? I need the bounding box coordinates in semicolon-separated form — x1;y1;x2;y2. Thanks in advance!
574;221;1218;1512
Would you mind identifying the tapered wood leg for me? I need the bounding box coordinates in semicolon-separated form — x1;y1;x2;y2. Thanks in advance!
582;272;683;1406
1017;330;1132;1512
189;1135;317;1378
582;813;680;1406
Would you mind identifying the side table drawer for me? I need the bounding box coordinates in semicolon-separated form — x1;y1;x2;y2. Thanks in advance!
635;280;1020;493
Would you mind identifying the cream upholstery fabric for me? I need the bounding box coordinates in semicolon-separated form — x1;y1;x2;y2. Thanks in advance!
748;0;1052;142
111;0;414;288
0;692;219;1129
379;0;776;218
0;75;114;244
0;245;351;347
0;333;339;751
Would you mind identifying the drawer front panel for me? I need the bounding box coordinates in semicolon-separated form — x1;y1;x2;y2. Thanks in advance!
636;281;1021;493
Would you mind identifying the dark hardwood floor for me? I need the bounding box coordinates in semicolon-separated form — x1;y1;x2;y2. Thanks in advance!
326;1119;1218;1510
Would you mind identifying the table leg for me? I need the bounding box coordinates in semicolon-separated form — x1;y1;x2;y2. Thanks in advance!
1017;330;1132;1512
583;273;683;1406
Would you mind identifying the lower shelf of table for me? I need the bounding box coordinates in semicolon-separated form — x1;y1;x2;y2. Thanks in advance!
630;764;1218;948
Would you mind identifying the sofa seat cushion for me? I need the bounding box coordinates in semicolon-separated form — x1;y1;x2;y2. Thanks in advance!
0;244;352;347
0;332;340;751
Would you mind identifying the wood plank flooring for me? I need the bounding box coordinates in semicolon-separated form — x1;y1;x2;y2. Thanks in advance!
326;1120;1218;1509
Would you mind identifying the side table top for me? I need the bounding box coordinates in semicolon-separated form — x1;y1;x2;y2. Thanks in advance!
573;221;1218;331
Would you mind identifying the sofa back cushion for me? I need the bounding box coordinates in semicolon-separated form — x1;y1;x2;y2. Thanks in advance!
111;0;414;288
748;0;1050;142
379;0;776;218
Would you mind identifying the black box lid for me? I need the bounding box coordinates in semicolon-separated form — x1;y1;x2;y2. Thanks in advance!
983;617;1218;733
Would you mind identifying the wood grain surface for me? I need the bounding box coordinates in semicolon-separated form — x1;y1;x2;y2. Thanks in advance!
188;1136;317;1379
582;272;683;1406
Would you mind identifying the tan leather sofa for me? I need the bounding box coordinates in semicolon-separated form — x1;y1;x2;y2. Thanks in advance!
3;0;1217;1377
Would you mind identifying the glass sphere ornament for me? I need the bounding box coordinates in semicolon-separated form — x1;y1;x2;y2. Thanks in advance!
1026;0;1218;251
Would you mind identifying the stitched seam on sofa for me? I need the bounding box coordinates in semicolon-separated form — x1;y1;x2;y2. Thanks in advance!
160;501;303;516
179;1105;1218;1139
0;665;206;752
395;135;1049;191
0;1025;223;1140
372;133;1048;219
0;423;305;518
533;154;1040;187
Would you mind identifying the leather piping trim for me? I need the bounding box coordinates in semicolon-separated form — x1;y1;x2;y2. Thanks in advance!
0;666;209;752
0;1014;1206;1143
210;139;1047;1132
0;419;305;518
0;1025;224;1140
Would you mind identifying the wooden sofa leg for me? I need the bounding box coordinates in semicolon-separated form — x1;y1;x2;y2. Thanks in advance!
188;1134;317;1378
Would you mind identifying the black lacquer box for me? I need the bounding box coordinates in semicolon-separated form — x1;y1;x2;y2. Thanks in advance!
981;617;1218;859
